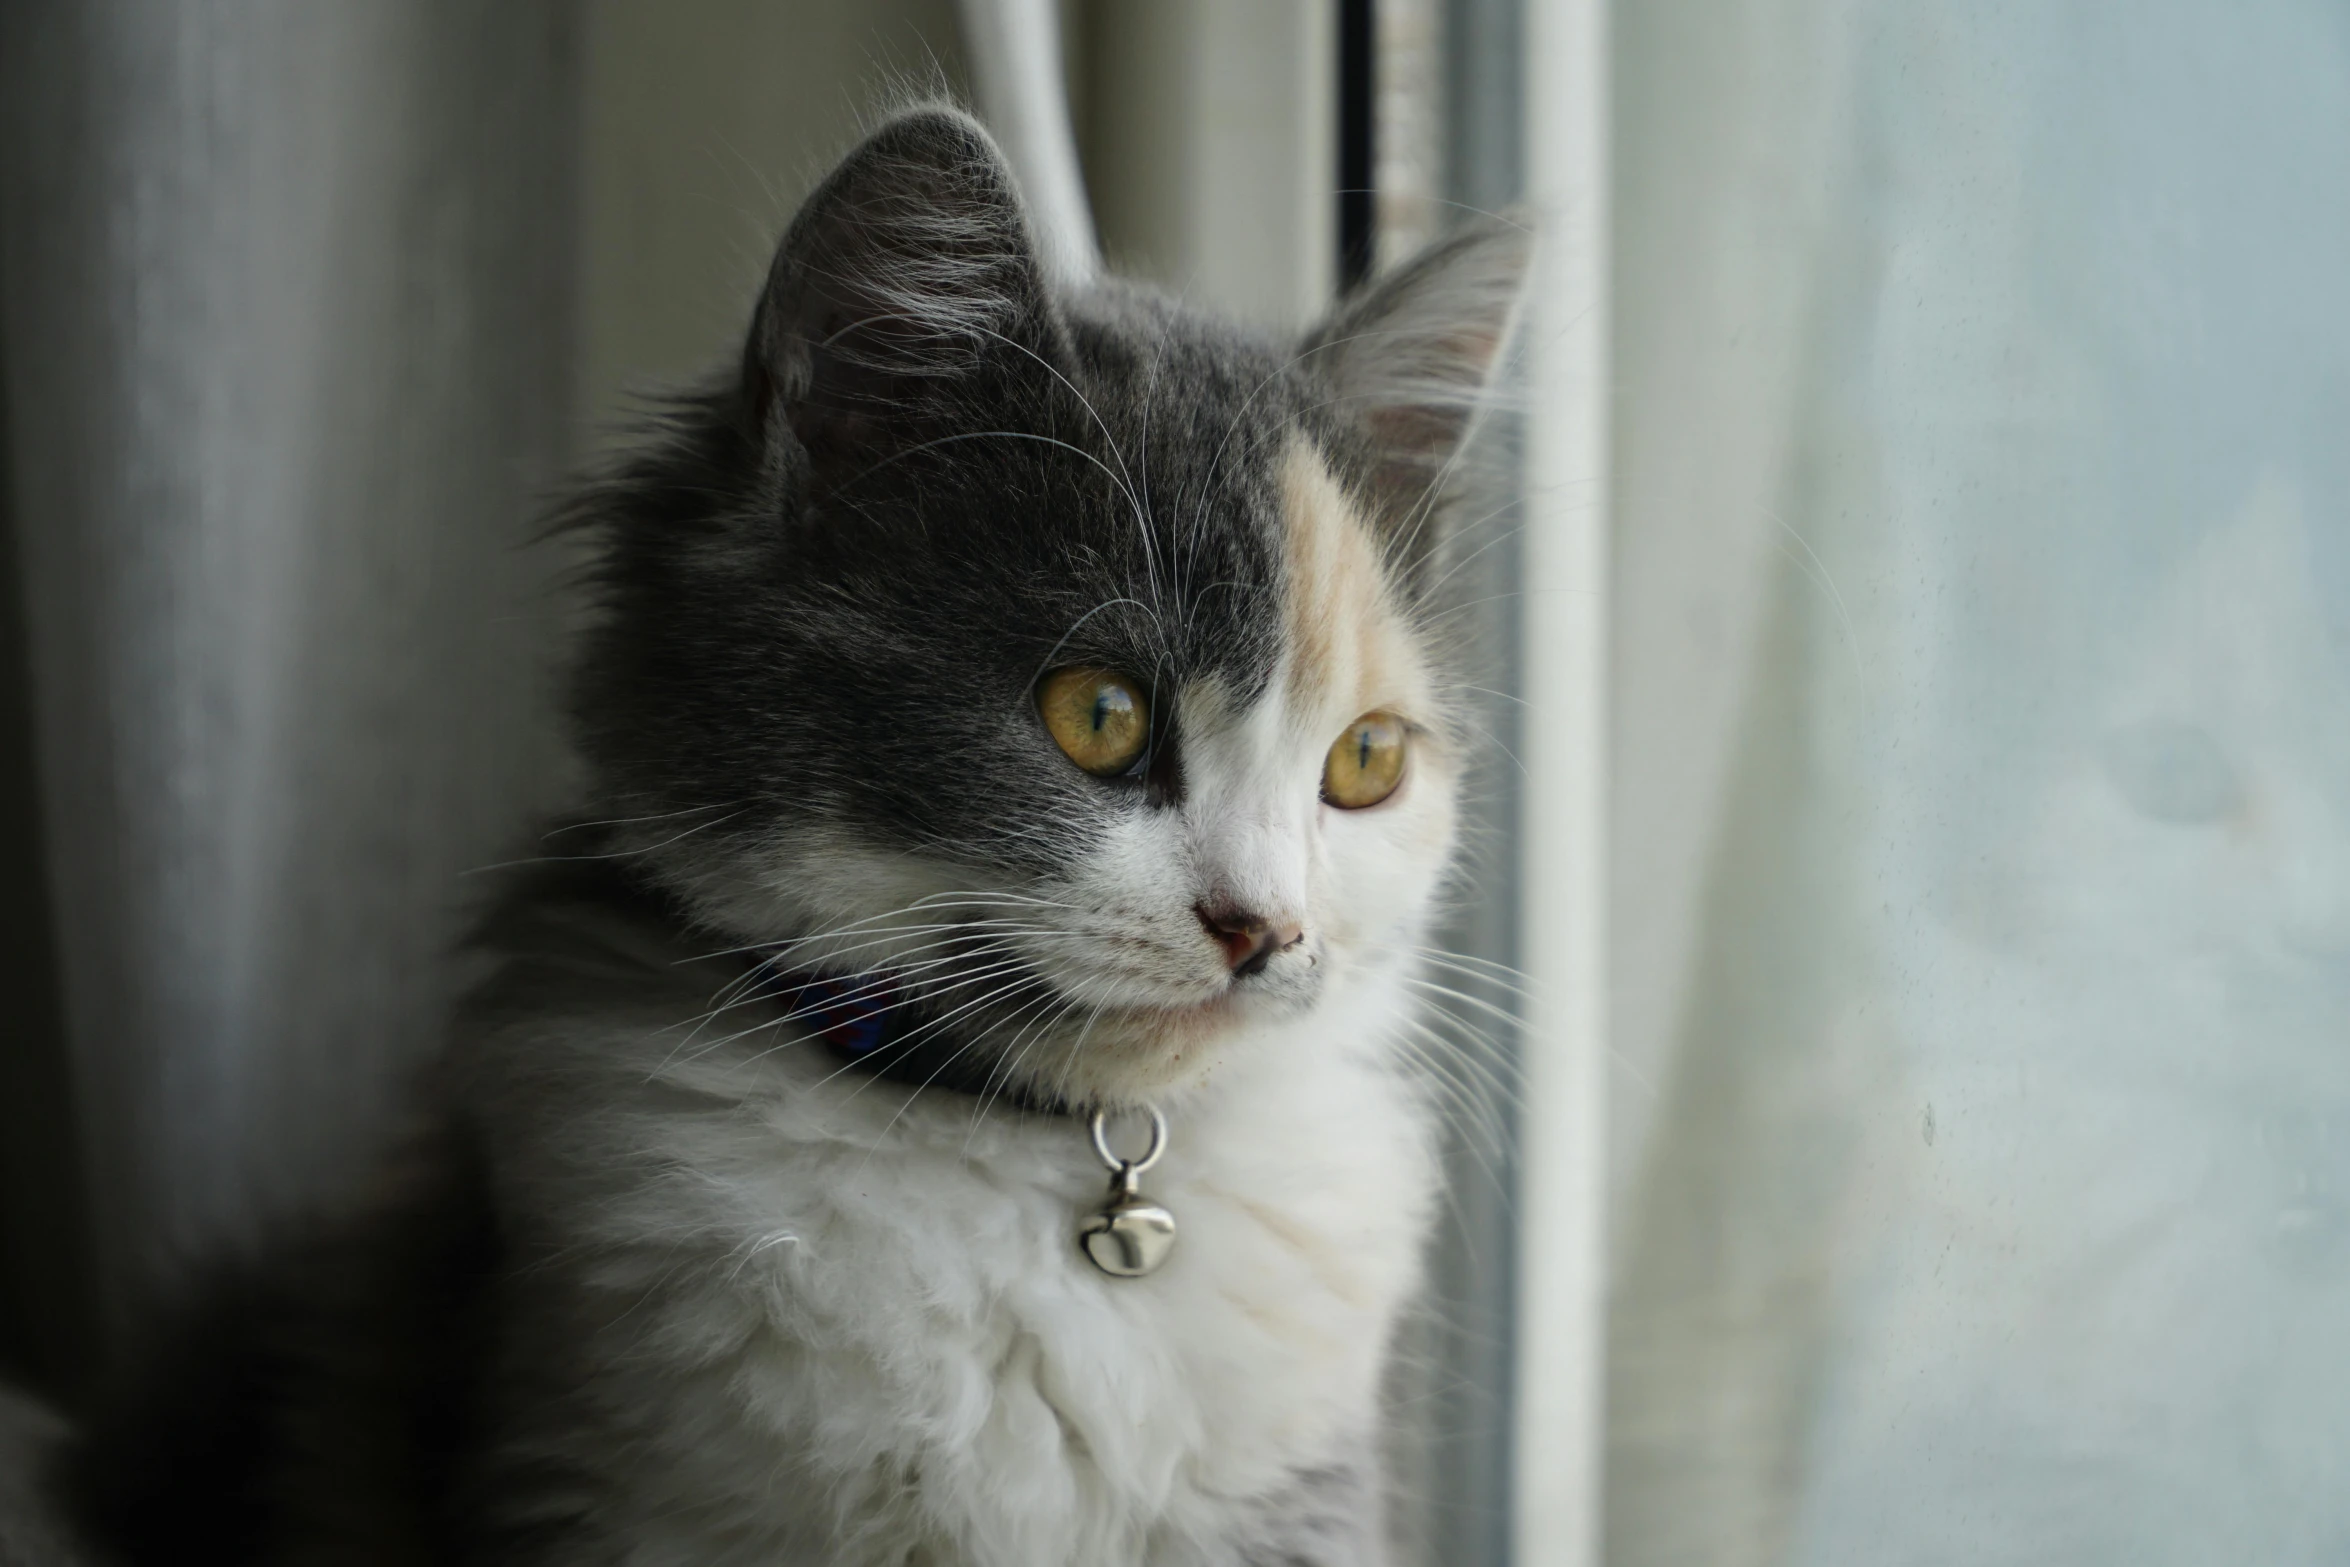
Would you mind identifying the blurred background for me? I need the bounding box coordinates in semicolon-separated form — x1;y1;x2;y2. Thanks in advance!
4;3;2348;1565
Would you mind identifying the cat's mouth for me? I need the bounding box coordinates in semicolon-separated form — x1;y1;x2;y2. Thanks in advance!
1051;949;1326;1056
1025;948;1318;1026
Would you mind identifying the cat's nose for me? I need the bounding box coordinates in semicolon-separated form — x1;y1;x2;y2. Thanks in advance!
1196;903;1305;979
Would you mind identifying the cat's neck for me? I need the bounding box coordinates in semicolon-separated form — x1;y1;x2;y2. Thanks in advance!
760;965;1077;1116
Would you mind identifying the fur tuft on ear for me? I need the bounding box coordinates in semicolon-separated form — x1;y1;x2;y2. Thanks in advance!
744;107;1054;473
1303;216;1532;571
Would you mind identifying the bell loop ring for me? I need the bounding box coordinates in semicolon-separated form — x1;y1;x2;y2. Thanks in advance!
1078;1103;1177;1278
1088;1103;1167;1194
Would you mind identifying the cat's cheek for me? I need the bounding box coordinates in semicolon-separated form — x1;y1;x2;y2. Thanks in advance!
1314;774;1456;956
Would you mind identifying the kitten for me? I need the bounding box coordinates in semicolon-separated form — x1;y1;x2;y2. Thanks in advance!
66;107;1526;1566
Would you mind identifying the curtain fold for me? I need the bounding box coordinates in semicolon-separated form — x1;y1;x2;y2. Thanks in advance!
0;0;578;1355
1609;3;2350;1561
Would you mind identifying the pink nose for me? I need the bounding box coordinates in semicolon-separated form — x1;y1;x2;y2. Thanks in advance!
1196;904;1305;978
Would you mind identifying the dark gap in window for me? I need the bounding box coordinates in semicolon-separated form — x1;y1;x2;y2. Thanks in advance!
1338;0;1376;292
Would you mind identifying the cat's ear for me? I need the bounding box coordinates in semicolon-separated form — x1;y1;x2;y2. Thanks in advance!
1302;216;1531;577
742;107;1051;474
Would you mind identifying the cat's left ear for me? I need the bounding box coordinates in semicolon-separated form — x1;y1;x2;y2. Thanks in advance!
1302;216;1531;582
740;107;1057;481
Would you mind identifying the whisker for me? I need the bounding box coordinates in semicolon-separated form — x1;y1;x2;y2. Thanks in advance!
462;808;746;877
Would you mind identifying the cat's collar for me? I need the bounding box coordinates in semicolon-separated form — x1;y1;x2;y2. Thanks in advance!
767;966;1066;1115
766;965;1179;1278
771;968;901;1066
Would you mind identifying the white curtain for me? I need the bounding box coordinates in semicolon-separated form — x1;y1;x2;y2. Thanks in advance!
1606;2;2350;1561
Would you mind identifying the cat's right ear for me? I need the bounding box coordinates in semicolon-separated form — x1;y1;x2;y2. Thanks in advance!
1302;215;1531;583
741;107;1051;478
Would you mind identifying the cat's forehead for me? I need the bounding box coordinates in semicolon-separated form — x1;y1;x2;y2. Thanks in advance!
1034;311;1422;716
1025;436;1420;724
1274;439;1419;722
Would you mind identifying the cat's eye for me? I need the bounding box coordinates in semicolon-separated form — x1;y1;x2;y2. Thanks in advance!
1038;666;1151;776
1322;711;1408;809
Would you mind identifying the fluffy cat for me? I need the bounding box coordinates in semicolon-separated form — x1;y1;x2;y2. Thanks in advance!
65;107;1526;1566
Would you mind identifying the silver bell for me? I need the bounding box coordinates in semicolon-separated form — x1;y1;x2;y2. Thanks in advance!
1079;1106;1175;1278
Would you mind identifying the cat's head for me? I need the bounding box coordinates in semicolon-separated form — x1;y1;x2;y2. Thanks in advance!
574;108;1525;1106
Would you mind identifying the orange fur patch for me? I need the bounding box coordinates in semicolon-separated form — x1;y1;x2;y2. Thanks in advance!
1279;441;1416;720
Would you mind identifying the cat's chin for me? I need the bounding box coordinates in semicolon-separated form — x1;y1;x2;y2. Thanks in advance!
1013;986;1319;1107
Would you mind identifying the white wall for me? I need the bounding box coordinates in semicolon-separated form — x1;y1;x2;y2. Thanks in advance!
1079;0;1334;331
577;0;968;440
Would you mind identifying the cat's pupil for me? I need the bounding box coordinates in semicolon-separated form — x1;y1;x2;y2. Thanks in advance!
1356;729;1372;769
1093;695;1113;733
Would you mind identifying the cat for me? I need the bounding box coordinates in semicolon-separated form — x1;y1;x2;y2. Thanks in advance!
62;106;1527;1566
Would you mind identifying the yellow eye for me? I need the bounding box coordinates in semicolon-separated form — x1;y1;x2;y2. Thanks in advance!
1038;666;1151;776
1323;711;1408;809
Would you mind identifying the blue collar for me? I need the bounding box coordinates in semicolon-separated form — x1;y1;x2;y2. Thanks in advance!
773;969;899;1059
765;967;1072;1117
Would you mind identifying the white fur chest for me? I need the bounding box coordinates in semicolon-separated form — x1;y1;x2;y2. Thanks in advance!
494;979;1440;1567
